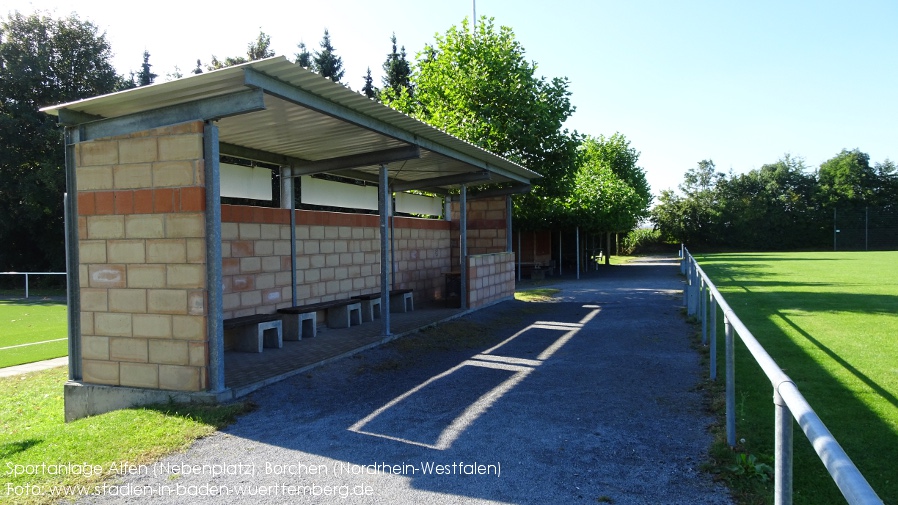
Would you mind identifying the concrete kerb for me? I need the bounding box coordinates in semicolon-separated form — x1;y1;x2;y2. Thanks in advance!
0;357;68;378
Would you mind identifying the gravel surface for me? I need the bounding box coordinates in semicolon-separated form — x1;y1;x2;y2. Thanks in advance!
75;256;732;505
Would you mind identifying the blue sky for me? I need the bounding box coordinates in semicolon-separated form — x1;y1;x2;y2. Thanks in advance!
8;0;897;196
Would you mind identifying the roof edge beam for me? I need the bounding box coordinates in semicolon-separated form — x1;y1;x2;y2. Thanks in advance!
331;169;382;184
220;142;308;167
70;89;266;142
242;68;532;184
58;109;104;126
290;145;421;177
391;171;490;192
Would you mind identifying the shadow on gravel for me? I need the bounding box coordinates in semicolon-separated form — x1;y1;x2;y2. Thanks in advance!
206;258;730;504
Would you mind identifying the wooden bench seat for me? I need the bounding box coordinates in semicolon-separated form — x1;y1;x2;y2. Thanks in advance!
277;298;362;339
353;289;415;317
223;313;283;353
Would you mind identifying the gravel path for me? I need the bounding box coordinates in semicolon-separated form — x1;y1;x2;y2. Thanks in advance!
76;256;731;505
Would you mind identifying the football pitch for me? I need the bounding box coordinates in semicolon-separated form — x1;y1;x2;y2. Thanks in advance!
698;251;897;504
0;300;68;368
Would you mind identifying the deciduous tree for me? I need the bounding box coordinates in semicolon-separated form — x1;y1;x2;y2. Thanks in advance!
383;17;580;229
0;11;123;270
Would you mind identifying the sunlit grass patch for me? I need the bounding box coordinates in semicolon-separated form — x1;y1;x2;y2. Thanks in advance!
0;367;250;505
698;251;898;504
514;288;560;302
0;301;68;368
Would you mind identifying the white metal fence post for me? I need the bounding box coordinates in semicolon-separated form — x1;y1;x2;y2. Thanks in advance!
710;294;718;380
701;277;708;345
725;315;736;447
775;387;794;505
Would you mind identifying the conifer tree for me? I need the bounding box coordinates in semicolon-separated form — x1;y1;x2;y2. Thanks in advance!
295;41;311;67
380;33;412;100
312;29;344;82
361;67;377;99
136;49;157;86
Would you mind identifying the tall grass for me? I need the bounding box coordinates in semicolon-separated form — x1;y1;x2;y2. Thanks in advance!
699;252;898;504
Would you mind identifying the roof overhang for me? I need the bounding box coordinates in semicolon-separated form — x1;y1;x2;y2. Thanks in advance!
42;56;540;193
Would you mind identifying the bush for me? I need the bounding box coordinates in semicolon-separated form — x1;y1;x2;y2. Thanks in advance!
621;228;669;255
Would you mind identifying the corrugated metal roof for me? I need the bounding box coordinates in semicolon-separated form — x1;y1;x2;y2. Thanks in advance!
42;56;539;190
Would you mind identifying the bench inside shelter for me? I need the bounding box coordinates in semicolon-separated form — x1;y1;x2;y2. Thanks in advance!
519;260;554;280
223;314;283;353
277;298;363;339
351;293;382;322
389;289;414;313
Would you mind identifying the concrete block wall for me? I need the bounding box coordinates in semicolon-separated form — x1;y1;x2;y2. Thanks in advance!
450;196;509;266
75;121;208;392
220;207;451;321
467;252;516;309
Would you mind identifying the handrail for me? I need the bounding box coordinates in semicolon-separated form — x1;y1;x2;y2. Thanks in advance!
681;246;882;505
0;272;66;299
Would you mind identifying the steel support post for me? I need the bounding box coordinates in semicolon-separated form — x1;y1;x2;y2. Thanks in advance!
379;164;392;336
63;127;82;381
460;184;468;310
204;122;225;393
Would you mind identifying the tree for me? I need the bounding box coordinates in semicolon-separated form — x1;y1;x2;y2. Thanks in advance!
295;41;311;67
379;33;412;102
0;11;123;270
136;49;157;86
361;67;376;99
247;30;274;60
567;134;652;234
312;29;344;82
718;155;823;249
652;160;725;246
208;30;274;70
818;148;876;208
384;17;580;229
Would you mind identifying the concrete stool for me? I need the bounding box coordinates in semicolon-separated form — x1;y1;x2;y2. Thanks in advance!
280;311;317;340
224;315;283;353
352;294;382;322
327;301;362;328
390;289;414;313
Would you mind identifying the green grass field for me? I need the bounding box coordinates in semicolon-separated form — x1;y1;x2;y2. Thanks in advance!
0;367;248;505
0;300;68;368
698;251;898;505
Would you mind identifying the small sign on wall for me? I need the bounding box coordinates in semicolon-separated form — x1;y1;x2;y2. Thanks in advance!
220;163;273;201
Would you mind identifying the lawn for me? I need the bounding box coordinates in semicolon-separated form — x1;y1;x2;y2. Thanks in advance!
0;367;248;505
0;301;68;368
697;251;898;505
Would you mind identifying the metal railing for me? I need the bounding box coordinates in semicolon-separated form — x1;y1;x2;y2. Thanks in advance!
680;246;882;505
0;272;67;299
